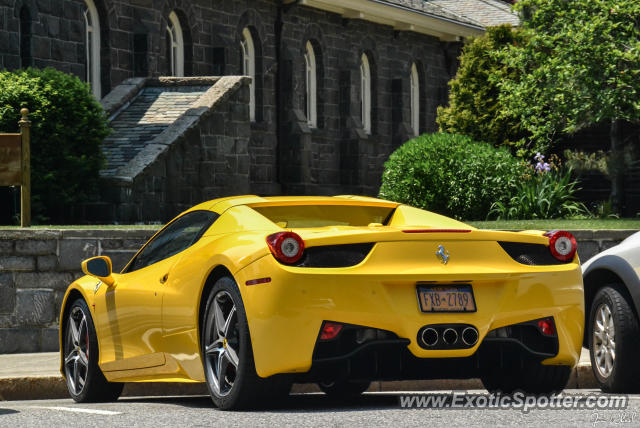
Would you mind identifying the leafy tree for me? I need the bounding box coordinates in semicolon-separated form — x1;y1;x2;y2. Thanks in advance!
499;0;640;212
437;25;534;156
0;68;109;223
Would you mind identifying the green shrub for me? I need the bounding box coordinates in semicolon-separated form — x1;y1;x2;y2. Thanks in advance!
379;133;527;220
0;68;109;223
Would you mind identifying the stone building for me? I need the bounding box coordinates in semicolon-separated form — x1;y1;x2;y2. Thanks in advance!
0;0;518;222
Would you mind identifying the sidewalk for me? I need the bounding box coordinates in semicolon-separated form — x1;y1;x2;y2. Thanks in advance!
0;349;597;401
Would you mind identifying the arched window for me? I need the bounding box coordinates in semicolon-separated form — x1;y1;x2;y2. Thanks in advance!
241;28;256;122
166;11;184;77
20;7;32;68
304;41;317;128
84;0;101;98
360;53;372;135
410;63;420;136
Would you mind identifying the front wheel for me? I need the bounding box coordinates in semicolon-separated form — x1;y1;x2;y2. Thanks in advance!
588;285;640;392
63;298;123;402
201;277;290;410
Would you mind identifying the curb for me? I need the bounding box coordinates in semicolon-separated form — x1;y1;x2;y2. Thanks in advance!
0;363;597;401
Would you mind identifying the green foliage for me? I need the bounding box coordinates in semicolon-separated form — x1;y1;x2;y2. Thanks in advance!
589;200;620;220
470;218;640;230
379;133;527;220
500;0;640;147
436;25;535;156
563;150;610;176
0;68;109;223
488;168;588;220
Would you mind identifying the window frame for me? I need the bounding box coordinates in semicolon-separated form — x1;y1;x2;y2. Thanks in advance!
410;62;420;137
304;41;318;128
84;0;101;99
241;28;256;122
166;11;185;77
360;53;372;135
123;210;218;273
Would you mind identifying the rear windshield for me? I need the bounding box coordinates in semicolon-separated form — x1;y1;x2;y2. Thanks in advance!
252;205;395;228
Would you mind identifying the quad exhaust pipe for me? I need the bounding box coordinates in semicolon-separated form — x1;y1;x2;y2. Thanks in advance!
442;328;458;345
462;326;479;346
419;325;479;349
421;327;439;347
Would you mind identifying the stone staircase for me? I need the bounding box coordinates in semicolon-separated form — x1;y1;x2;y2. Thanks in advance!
89;76;252;223
101;85;210;178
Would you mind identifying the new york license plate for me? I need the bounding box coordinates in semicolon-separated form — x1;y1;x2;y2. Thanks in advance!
417;284;477;312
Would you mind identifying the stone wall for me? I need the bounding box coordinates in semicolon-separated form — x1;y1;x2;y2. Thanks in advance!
0;228;156;353
0;228;636;353
0;0;87;79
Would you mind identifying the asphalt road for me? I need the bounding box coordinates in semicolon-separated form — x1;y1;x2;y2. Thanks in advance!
1;390;638;427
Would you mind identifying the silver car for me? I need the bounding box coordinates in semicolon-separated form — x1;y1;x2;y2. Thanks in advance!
582;231;640;392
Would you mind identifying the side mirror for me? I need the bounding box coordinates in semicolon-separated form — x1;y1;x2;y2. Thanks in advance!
81;256;116;287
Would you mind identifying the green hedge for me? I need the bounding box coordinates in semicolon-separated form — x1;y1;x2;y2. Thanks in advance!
0;68;109;223
379;133;527;220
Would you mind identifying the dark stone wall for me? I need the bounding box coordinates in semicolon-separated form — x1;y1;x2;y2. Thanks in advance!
0;0;462;205
1;0;87;76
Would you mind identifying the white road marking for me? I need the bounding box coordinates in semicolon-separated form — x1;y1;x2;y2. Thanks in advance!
29;406;121;415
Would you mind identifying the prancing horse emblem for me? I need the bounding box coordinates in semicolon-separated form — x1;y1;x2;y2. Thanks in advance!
436;245;450;265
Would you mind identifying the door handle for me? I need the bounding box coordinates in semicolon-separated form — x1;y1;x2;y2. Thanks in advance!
160;273;169;284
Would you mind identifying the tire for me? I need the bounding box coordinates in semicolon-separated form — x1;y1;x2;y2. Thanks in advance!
201;276;291;410
318;379;371;398
588;285;640;393
481;363;571;395
63;298;124;402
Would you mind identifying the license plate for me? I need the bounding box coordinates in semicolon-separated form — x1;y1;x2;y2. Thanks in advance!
417;284;477;312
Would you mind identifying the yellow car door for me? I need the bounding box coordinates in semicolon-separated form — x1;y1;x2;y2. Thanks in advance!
95;255;176;372
94;211;219;373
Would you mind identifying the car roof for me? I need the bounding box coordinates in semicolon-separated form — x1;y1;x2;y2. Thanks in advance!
186;195;400;215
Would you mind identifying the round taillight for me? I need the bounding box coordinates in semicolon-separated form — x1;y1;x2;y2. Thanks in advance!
544;230;577;262
266;232;305;264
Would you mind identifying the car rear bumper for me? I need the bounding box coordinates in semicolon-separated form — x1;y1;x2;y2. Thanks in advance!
237;254;584;378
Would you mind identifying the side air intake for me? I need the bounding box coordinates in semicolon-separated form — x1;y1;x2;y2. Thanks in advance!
498;242;567;266
292;243;374;268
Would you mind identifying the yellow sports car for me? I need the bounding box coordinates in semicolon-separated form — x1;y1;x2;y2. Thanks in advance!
59;196;584;409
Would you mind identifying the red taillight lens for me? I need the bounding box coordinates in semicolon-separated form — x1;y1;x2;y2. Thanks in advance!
544;230;577;262
319;322;343;341
537;317;556;336
266;232;305;264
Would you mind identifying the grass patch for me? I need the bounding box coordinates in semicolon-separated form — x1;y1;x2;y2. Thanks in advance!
468;219;640;230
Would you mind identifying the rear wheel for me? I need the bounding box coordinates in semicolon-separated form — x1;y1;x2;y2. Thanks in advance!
481;363;571;395
588;285;640;392
63;298;123;402
201;276;291;410
318;379;371;398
